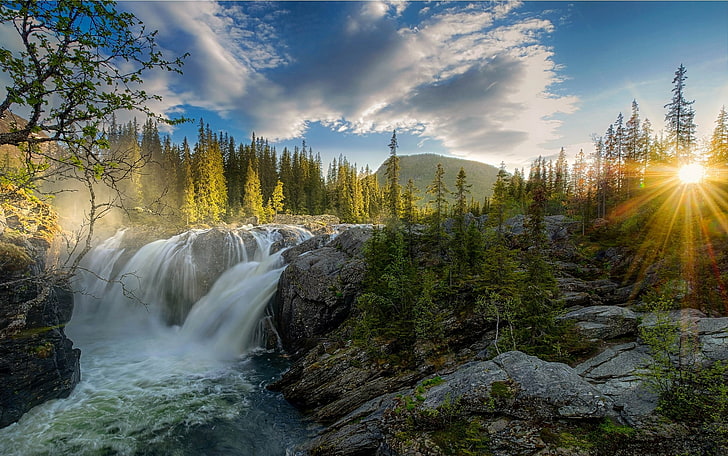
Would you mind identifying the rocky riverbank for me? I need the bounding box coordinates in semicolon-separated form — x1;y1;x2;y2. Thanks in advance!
271;217;728;455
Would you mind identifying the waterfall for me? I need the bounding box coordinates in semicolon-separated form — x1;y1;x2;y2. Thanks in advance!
0;225;318;455
72;225;311;355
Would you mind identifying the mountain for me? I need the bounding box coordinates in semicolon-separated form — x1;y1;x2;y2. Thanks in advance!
374;153;500;207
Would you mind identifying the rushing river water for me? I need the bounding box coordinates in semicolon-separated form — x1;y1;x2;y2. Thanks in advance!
0;227;319;455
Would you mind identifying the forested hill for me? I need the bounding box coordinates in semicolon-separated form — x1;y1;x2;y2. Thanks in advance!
375;153;500;206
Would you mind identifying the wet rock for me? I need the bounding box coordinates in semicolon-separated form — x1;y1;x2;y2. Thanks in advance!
0;195;80;428
274;227;371;354
304;393;398;456
270;344;420;423
0;276;80;429
282;234;333;264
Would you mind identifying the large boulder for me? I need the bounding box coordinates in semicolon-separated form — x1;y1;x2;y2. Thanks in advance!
274;227;371;354
502;214;579;242
419;351;611;420
270;343;420;423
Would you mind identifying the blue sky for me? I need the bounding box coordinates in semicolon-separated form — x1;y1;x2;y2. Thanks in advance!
119;1;728;171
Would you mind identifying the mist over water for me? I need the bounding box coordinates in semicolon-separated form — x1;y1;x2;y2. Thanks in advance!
0;226;318;455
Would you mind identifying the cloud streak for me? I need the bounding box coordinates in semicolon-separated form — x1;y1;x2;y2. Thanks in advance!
128;1;577;166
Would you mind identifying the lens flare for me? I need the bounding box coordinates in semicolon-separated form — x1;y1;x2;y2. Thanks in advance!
616;162;728;314
678;163;706;184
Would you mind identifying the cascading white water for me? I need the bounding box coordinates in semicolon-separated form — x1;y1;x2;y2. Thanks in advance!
0;225;317;455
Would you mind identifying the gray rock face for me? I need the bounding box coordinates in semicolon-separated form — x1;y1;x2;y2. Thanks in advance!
576;343;657;424
559;305;638;339
502;214;578;242
556;277;630;306
0;278;80;429
698;317;728;361
303;392;398;456
304;351;613;455
275;227;371;354
420;351;611;420
639;311;728;363
269;344;420;423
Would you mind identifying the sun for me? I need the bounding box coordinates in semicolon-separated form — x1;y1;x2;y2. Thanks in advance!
677;163;706;184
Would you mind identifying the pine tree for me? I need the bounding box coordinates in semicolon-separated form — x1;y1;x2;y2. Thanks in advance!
114;120;142;206
241;161;264;221
269;180;285;216
489;163;510;231
624;100;643;198
402;178;420;230
569;148;590;234
161;135;182;211
708;106;728;169
592;136;607;218
550;148;569;214
453;167;471;221
224;136;242;217
180;138;197;224
384;130;401;222
427;163;449;253
665;64;697;164
508;168;526;214
139;118;164;208
192;121;227;222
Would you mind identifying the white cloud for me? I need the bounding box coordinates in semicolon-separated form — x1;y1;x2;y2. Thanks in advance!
128;1;577;168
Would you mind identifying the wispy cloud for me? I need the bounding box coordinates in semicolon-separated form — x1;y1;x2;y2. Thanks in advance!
128;1;577;166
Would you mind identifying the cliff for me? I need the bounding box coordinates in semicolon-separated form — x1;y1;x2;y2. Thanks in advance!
0;186;80;428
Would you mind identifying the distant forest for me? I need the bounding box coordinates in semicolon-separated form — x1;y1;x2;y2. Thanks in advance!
91;66;728;229
4;65;725;229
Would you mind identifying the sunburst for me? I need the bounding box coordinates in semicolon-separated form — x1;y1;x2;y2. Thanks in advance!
616;163;728;314
677;163;706;185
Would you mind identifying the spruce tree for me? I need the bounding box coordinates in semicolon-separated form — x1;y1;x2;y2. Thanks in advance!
241;161;264;221
624;100;643;198
192;122;227;222
489;163;510;231
427;163;449;253
384;130;401;222
453;167;471;221
709;106;728;170
269;180;285;216
140;118;164;208
665;64;697;164
402;178;420;257
180;138;197;224
569;149;590;234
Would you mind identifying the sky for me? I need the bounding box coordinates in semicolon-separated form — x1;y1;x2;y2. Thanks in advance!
65;1;728;170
